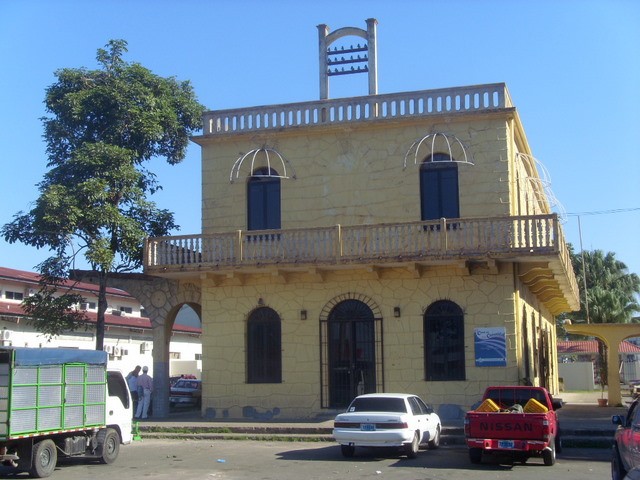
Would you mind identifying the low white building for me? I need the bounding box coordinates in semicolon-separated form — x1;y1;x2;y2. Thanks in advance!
0;266;202;379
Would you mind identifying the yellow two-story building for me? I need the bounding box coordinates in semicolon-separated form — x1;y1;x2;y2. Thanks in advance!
144;21;578;419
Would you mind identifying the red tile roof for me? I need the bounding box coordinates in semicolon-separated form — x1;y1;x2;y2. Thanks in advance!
558;340;640;354
0;266;130;298
0;300;201;334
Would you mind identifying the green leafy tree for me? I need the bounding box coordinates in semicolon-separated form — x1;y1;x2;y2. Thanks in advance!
2;39;205;348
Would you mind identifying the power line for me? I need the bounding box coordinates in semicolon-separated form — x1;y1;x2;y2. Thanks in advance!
566;207;640;217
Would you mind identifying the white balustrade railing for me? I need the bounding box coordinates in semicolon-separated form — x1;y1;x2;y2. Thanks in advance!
203;83;512;135
145;214;566;270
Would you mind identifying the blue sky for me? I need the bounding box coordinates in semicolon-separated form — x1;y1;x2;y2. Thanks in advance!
1;0;639;282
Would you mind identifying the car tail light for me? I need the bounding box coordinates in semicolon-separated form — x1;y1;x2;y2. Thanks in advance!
378;422;408;429
542;419;551;440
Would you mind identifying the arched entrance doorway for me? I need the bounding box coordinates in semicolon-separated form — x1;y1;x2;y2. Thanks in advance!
320;294;383;409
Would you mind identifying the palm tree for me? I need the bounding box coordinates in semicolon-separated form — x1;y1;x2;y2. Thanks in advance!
568;249;640;324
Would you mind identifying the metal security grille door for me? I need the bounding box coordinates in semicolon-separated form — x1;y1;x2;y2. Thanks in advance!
327;300;377;409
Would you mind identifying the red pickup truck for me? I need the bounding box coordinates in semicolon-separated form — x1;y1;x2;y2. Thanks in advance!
464;386;563;466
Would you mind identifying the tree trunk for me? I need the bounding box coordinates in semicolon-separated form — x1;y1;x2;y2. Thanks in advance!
95;269;108;351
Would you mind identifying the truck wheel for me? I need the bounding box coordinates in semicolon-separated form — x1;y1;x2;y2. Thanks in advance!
405;432;420;458
340;445;355;458
97;428;120;464
542;442;556;466
30;439;57;478
612;444;627;480
469;448;482;464
428;426;440;449
555;430;563;454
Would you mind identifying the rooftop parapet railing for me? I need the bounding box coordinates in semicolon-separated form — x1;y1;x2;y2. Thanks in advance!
202;83;513;135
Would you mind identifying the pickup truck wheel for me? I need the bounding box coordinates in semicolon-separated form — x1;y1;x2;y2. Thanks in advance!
469;448;482;464
542;441;556;466
405;432;420;458
340;445;355;458
30;439;57;478
428;426;440;449
97;428;120;464
612;444;627;480
555;430;563;454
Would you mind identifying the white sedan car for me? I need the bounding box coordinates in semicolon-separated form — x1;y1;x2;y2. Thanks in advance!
333;393;441;458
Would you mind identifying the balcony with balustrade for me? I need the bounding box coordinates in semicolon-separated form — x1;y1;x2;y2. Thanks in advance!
144;214;579;315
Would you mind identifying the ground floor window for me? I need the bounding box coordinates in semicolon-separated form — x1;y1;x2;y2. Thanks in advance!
424;300;465;381
247;307;282;383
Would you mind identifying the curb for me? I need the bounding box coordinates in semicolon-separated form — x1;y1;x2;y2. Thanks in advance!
137;425;614;449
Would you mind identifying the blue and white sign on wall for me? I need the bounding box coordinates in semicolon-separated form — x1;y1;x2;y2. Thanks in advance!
474;327;507;367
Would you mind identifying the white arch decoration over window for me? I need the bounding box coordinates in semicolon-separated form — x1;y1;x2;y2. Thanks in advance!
229;146;297;184
516;152;566;221
402;132;474;169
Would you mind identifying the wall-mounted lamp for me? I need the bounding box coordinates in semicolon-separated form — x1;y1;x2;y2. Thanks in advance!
300;310;307;320
258;298;265;306
393;306;401;318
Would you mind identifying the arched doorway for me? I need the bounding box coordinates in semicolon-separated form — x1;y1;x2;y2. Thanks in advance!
320;295;383;409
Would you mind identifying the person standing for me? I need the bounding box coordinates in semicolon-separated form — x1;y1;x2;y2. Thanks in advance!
135;366;153;419
126;365;141;413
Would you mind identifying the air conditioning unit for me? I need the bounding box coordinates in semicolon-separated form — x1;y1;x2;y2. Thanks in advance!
113;346;121;357
140;342;152;354
111;309;122;316
105;345;114;354
80;303;89;310
121;348;129;356
2;330;12;341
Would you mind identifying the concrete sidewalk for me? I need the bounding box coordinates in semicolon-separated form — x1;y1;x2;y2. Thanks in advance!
136;390;633;448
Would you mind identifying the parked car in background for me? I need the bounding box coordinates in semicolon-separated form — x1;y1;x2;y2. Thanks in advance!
333;393;441;458
169;378;202;408
612;398;640;480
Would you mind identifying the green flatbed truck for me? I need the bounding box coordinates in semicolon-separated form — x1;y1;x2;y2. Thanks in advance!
0;347;133;477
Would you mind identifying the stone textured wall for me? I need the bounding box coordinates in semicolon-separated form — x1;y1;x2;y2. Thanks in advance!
201;117;512;234
199;264;528;419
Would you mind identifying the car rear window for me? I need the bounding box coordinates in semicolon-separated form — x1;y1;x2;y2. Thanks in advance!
349;397;407;413
174;380;199;389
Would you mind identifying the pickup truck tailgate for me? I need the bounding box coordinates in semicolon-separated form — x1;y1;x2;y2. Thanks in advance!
465;411;551;440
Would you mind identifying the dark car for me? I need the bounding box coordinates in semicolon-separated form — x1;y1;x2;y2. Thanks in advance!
612;399;640;480
169;379;202;408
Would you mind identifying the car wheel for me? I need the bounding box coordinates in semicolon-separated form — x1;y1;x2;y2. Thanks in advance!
542;441;556;466
469;448;482;464
405;432;420;459
340;445;355;458
428;426;440;449
612;444;627;480
30;439;57;478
